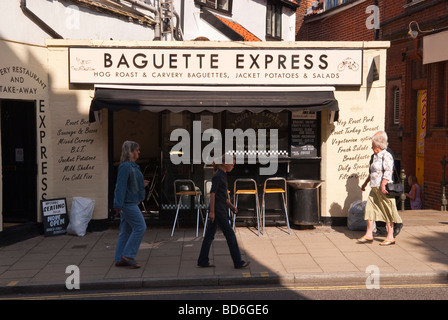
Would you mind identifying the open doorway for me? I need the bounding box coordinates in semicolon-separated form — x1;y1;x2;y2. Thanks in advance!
1;100;37;226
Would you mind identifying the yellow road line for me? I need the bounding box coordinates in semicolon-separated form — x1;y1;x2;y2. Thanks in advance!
2;283;448;300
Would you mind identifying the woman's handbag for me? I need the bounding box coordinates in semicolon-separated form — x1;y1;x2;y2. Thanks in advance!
385;181;403;198
383;157;403;198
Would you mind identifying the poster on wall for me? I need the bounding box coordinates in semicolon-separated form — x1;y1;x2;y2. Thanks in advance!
290;111;318;158
41;198;68;237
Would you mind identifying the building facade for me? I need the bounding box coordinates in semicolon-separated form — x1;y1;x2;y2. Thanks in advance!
1;0;389;242
297;0;448;210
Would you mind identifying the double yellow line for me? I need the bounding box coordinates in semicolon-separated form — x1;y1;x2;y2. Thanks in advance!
2;283;448;300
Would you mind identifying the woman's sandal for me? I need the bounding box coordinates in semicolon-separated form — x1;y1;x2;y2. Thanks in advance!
118;256;141;268
379;239;395;246
357;237;374;243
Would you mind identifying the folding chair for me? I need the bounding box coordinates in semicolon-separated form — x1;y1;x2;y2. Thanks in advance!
171;179;204;237
262;177;290;234
233;178;261;236
141;165;159;214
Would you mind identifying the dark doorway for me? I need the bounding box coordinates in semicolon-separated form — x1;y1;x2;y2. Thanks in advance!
1;100;37;223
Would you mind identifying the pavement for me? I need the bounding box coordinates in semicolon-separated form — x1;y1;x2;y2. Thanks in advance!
1;209;448;296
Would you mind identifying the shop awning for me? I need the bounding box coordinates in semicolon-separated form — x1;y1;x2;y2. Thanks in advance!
89;86;339;122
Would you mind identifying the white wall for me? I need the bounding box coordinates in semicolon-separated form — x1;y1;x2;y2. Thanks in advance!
178;0;297;41
1;0;297;45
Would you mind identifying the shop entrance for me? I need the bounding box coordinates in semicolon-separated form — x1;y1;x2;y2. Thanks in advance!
1;100;37;223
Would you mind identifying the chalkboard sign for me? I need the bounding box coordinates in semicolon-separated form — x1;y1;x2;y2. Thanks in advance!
290;111;318;158
41;198;68;236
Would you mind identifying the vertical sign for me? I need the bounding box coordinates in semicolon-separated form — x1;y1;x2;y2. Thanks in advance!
416;90;427;185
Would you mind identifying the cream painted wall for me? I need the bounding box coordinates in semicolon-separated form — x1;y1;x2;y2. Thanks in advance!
46;44;109;221
321;45;389;219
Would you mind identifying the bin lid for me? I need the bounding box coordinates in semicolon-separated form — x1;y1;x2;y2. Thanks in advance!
287;180;324;189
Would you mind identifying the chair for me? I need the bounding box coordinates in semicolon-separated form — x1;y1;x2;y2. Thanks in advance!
171;179;204;237
233;178;261;236
141;165;159;214
262;177;290;234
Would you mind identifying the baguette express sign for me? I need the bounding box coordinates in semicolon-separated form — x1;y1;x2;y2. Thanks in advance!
69;47;362;86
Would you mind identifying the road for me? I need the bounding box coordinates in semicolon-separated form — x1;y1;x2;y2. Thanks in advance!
2;282;448;301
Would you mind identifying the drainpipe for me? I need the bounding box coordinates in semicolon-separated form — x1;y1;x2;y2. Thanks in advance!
374;0;379;40
173;10;183;40
126;0;161;40
20;0;63;39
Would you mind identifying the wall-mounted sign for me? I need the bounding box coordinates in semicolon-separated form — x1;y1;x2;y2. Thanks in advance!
290;111;319;158
69;47;363;86
41;198;68;236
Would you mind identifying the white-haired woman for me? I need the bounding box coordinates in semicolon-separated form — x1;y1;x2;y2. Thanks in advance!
358;134;402;246
113;141;148;268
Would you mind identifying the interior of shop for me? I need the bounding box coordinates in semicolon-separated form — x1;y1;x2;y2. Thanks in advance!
110;108;322;227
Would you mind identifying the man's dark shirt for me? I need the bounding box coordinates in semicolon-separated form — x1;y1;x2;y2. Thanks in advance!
210;169;228;213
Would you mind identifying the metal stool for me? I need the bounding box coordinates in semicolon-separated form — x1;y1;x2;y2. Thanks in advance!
233;178;261;236
262;177;290;234
171;179;203;237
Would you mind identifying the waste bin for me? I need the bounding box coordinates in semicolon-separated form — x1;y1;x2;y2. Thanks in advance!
287;180;324;226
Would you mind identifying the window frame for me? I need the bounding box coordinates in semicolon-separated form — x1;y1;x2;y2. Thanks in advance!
266;1;282;40
195;0;233;15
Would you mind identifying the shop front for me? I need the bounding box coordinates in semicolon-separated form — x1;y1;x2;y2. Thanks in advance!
0;39;389;237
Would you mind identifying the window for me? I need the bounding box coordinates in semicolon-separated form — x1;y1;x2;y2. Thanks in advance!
195;0;232;13
324;0;350;11
393;88;400;125
266;1;282;40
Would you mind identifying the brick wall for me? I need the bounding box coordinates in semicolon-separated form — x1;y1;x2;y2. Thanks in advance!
297;0;448;209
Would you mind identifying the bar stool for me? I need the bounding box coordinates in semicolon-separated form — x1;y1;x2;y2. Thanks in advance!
262;177;290;234
171;179;203;237
233;178;261;236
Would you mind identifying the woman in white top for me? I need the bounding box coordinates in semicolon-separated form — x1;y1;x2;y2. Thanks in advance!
358;134;402;246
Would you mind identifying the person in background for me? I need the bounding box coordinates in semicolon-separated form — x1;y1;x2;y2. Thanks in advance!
114;141;148;268
197;155;250;269
405;175;422;210
358;133;402;246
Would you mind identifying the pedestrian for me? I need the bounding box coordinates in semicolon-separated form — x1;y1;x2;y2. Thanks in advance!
358;133;402;246
114;141;148;268
360;131;403;237
405;175;422;210
197;155;250;269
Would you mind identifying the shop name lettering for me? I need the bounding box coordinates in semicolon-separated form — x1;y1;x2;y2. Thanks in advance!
0;66;47;94
331;116;379;180
97;52;334;80
103;52;329;70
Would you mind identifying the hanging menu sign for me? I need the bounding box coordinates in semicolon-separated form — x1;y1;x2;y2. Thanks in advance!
290;111;318;158
41;198;68;236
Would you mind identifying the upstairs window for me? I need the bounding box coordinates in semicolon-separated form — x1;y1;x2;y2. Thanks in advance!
266;1;282;40
324;0;350;11
195;0;232;14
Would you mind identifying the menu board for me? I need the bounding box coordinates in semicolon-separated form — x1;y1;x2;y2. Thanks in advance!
290;111;318;158
41;198;68;236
